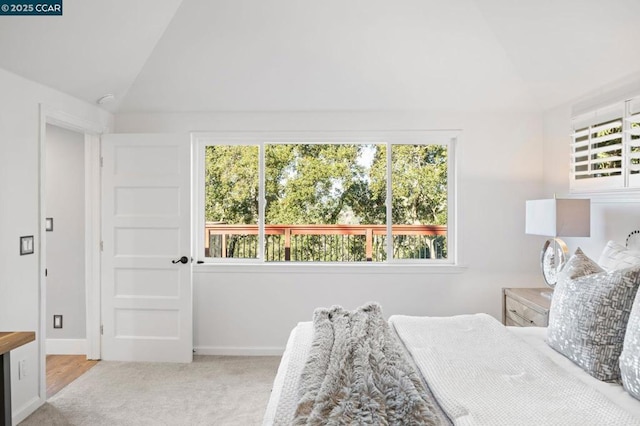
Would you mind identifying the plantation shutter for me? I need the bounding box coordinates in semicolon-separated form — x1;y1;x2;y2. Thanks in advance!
571;104;624;191
626;97;640;187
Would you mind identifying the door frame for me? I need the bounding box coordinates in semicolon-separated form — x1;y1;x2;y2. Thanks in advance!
37;104;105;401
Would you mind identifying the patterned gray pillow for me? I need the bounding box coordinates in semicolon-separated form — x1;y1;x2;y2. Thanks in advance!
620;292;640;399
560;248;603;279
547;257;640;382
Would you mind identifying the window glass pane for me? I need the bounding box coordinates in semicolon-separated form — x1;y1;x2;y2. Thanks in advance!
204;145;259;259
589;118;622;177
265;144;386;262
630;113;640;175
391;144;448;259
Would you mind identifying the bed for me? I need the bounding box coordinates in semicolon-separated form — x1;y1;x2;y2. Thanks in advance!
263;241;640;425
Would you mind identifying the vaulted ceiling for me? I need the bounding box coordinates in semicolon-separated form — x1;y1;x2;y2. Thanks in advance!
0;0;638;113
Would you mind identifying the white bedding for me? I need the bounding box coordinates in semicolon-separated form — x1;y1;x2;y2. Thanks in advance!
263;322;313;426
264;317;640;425
511;325;640;419
391;314;640;425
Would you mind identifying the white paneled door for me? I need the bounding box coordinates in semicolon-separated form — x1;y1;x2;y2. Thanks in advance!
101;134;192;362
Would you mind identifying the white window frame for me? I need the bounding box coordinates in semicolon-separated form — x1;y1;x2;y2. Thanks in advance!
192;131;459;266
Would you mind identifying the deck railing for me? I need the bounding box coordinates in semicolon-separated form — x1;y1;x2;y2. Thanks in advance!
205;223;447;261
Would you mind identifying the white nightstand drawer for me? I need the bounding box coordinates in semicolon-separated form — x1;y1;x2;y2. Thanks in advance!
505;297;546;327
502;288;551;328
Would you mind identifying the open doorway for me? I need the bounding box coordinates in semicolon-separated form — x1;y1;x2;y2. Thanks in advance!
44;124;98;397
38;106;103;405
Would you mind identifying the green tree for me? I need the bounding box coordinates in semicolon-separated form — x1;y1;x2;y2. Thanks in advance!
265;144;377;225
204;145;259;224
204;142;448;260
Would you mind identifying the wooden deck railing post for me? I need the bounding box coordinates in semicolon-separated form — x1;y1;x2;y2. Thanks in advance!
221;234;227;258
365;228;373;261
284;228;291;261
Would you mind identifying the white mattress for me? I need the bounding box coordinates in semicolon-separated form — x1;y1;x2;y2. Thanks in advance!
263;323;640;425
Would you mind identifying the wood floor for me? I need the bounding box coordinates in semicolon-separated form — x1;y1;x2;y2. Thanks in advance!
46;355;99;398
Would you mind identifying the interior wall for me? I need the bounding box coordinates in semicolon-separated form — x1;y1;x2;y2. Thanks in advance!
116;109;547;354
45;124;86;342
542;92;640;261
0;67;112;423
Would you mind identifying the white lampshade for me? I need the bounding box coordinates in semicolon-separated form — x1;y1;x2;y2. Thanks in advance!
525;199;590;237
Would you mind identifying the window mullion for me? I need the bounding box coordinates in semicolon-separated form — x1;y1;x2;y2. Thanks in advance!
259;142;265;262
195;140;205;262
624;100;631;188
386;143;393;262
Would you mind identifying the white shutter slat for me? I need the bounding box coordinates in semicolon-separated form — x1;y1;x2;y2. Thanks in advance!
625;113;640;124
572;128;589;139
590;132;623;145
571;140;589;149
589;155;622;165
573;168;622;177
590;143;622;156
591;120;622;134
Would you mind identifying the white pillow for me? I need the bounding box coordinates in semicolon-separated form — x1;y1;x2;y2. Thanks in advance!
598;240;640;271
621;291;640;400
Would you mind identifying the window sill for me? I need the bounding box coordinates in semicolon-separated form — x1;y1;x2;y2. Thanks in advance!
193;262;468;275
568;189;640;203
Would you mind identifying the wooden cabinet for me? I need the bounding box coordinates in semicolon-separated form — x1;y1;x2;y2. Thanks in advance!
1;332;35;426
502;288;551;327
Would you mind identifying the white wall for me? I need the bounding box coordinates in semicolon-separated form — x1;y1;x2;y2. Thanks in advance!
0;67;112;424
117;110;547;354
542;89;640;262
45;124;86;342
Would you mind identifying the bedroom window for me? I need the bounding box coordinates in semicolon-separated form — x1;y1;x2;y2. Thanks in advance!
571;97;640;192
194;132;456;264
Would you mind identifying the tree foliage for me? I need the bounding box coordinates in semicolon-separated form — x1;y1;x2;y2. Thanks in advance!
205;145;259;224
205;143;447;226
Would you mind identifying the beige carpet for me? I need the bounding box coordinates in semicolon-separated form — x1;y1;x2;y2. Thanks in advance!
20;355;281;426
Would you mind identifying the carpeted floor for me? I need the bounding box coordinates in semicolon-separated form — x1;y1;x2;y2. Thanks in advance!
20;355;281;426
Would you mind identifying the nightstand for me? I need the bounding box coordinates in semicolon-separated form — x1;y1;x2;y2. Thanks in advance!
502;288;551;327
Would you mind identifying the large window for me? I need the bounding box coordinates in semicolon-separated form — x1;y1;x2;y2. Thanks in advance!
194;132;456;264
571;97;640;192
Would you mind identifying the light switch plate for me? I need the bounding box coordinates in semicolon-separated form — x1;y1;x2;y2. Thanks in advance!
20;235;34;255
53;314;63;329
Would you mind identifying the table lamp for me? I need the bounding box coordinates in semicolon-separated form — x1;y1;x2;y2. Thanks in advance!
525;198;591;296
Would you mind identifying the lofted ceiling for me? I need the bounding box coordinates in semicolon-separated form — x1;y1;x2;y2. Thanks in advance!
0;0;639;113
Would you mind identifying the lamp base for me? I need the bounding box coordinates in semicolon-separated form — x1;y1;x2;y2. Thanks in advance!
540;238;569;288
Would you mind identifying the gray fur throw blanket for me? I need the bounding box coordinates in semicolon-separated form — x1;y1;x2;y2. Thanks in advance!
293;303;443;425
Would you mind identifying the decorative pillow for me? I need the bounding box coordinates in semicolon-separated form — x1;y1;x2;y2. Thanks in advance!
560;247;603;279
620;292;640;399
598;240;640;271
547;257;640;382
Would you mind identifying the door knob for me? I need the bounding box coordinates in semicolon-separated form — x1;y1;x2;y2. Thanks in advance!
171;256;190;264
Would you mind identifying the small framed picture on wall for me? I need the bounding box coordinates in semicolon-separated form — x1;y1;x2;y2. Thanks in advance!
20;235;34;255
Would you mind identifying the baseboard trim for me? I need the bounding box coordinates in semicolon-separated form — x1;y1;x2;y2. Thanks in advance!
13;395;43;425
194;346;284;356
46;338;87;355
